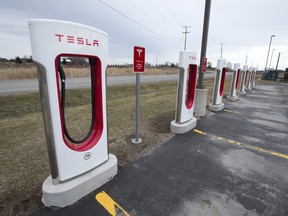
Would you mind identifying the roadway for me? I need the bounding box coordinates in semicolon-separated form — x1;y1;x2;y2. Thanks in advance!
0;71;222;95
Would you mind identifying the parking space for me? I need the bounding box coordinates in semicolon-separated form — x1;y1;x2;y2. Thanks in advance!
31;83;288;216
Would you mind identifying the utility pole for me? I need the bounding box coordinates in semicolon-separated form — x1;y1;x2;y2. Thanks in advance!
195;0;211;117
155;57;158;67
245;54;248;66
264;35;275;71
272;52;281;81
220;42;224;59
182;25;191;50
269;49;275;69
197;0;211;89
244;49;249;66
275;52;281;70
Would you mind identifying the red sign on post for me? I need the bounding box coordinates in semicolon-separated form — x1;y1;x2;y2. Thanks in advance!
202;57;207;73
134;46;145;73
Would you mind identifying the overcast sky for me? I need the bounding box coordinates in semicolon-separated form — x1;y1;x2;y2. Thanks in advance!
0;0;287;70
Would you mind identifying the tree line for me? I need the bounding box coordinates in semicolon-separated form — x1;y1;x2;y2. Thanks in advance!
0;56;33;63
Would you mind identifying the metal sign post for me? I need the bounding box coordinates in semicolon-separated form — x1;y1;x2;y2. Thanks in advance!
132;46;145;144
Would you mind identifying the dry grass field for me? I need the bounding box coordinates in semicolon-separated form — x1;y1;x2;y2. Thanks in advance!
0;63;178;80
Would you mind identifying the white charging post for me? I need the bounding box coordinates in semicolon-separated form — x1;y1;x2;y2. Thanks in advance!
170;50;198;134
28;19;117;207
252;68;257;88
246;67;253;91
209;59;226;112
227;63;240;102
238;65;248;96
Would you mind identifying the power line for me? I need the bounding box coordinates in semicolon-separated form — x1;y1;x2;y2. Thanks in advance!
171;0;190;24
125;0;174;35
98;0;178;48
182;25;191;50
160;0;182;26
146;0;179;28
126;0;155;22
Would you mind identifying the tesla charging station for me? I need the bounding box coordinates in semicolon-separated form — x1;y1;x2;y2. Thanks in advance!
238;65;248;95
28;19;117;207
246;67;253;91
227;63;240;102
252;68;257;88
209;59;226;112
171;50;197;134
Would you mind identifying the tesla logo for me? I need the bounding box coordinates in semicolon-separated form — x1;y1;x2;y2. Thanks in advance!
136;49;143;58
84;152;91;160
189;56;197;60
134;46;145;73
55;34;99;47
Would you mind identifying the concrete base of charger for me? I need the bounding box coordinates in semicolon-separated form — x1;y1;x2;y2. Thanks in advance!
170;117;197;134
208;103;224;112
195;88;208;117
42;154;117;208
227;95;238;102
238;91;246;96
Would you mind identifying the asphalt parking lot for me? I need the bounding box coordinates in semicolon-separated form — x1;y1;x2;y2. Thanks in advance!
31;83;288;216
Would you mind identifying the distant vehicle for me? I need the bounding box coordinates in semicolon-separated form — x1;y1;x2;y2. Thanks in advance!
262;70;279;80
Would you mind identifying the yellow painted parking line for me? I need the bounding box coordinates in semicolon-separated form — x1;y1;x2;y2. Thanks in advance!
228;139;241;145
193;129;206;135
96;191;130;216
193;129;288;160
223;109;240;114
